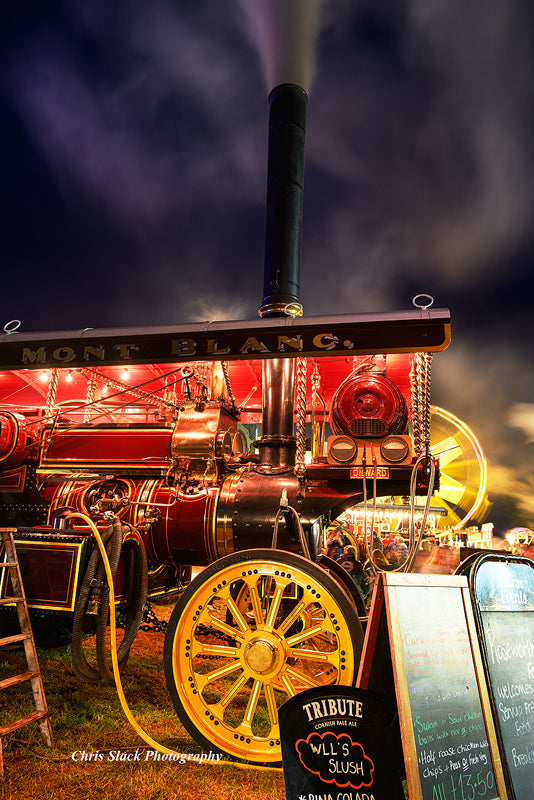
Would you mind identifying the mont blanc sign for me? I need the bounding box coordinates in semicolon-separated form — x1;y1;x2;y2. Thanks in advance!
0;309;450;370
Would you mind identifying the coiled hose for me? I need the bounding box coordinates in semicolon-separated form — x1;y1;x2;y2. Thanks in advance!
66;512;281;772
71;516;148;684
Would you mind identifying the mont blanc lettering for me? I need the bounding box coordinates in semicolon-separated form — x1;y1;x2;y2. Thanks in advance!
19;331;350;367
22;343;141;364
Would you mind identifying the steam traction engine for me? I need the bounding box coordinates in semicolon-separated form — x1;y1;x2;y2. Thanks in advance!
0;83;450;763
0;345;442;762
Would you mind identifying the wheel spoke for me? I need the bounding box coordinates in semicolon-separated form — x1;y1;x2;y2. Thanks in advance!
197;658;243;687
279;672;297;697
277;599;308;633
285;622;325;647
206;616;246;641
248;580;264;626
218;672;249;708
192;641;239;658
287;647;332;662
265;580;284;628
225;595;250;633
263;682;279;729
284;664;322;689
242;678;262;727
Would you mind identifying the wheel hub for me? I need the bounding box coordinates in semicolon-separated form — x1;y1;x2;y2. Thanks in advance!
244;636;280;676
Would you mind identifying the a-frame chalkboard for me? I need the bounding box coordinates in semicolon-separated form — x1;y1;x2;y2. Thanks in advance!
358;572;507;800
465;553;534;800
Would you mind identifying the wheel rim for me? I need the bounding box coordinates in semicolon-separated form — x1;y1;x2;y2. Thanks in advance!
164;549;362;763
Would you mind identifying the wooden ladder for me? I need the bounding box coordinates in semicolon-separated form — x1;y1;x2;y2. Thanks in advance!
0;528;54;778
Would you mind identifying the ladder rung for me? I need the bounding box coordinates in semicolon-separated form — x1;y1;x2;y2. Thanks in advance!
0;710;48;737
0;529;54;766
0;633;31;647
0;671;39;690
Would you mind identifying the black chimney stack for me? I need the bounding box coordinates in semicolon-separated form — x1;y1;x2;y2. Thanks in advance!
257;83;308;471
259;83;308;318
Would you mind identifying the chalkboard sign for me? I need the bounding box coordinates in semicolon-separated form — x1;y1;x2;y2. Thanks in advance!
278;685;404;800
358;572;507;800
469;555;534;800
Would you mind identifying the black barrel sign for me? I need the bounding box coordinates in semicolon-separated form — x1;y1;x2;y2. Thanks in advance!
471;555;534;800
278;685;404;800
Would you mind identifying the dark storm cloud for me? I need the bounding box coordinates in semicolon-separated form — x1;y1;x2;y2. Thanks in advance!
1;0;534;528
4;0;533;315
3;0;271;325
300;0;534;313
7;2;265;231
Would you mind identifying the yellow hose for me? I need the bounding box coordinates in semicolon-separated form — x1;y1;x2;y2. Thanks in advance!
65;512;282;773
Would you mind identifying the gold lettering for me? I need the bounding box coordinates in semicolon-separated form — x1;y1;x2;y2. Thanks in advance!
53;346;76;362
171;338;197;356
83;345;105;361
113;343;140;359
239;337;270;354
22;346;47;364
277;335;303;352
206;338;231;355
312;333;339;350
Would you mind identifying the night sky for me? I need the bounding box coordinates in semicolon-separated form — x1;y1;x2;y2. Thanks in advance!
2;0;534;531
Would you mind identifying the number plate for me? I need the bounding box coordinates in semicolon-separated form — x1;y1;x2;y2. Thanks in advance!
350;466;389;479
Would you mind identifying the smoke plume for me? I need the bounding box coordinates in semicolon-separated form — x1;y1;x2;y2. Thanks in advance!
239;0;324;92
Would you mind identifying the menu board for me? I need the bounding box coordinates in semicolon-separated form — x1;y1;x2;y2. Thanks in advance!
471;556;534;800
358;573;506;800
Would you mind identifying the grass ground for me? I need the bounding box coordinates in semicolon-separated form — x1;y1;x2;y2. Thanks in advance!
0;602;285;799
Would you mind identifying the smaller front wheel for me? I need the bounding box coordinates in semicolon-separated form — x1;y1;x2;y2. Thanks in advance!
163;549;363;764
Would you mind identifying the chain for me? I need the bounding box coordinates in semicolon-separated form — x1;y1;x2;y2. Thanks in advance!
195;624;236;645
118;604;235;645
221;361;237;414
421;353;433;455
410;355;423;456
45;368;59;417
410;352;433;458
295;356;307;476
116;602;168;633
83;374;98;423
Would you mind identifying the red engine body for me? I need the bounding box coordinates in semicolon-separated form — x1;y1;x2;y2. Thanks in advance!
0;353;434;615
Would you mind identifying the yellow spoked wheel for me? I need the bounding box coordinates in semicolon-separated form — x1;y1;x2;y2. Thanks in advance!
163;549;363;764
429;405;489;530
